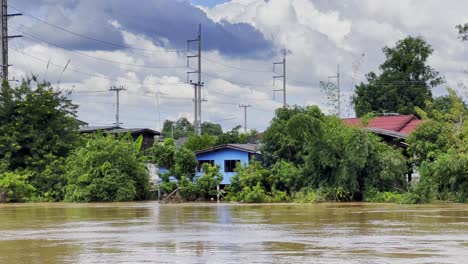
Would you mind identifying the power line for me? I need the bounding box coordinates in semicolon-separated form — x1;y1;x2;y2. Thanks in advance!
10;47;188;86
10;25;187;69
8;4;185;53
202;56;271;73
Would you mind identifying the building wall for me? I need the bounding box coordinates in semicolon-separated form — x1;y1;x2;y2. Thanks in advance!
195;148;250;185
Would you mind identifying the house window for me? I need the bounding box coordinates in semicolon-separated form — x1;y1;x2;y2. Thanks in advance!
224;160;240;172
197;160;214;172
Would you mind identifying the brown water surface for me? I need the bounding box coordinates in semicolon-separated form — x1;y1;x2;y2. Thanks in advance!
0;202;467;263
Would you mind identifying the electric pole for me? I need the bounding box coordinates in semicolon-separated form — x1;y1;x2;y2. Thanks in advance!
239;104;251;132
1;0;22;80
328;64;340;117
187;24;204;135
273;49;287;107
110;86;125;126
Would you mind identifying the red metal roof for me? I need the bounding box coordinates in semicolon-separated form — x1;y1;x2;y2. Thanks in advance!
343;115;422;135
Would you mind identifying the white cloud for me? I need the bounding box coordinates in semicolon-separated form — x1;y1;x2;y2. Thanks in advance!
8;0;468;133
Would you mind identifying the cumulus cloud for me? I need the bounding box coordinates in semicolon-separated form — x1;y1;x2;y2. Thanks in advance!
7;0;468;132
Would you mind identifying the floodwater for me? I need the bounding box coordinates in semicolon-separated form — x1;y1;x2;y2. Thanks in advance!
0;203;467;264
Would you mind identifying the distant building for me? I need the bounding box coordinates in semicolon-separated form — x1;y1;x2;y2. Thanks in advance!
194;144;261;185
79;126;161;150
343;115;423;147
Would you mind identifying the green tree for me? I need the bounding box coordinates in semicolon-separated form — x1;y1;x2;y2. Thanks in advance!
183;133;216;152
64;134;151;202
260;106;323;166
161;117;195;139
353;36;443;117
201;122;223;136
215;126;244;145
146;138;197;180
0;171;35;202
0;79;80;200
456;23;468;41
196;163;223;198
260;105;407;201
174;147;197;180
407;89;467;202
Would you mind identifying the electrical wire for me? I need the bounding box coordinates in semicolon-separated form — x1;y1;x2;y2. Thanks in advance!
10;47;188;86
201;56;271;73
9;4;185;53
11;25;187;70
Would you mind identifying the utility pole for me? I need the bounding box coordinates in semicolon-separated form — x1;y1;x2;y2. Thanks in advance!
187;24;204;135
1;0;22;80
328;64;340;117
273;49;287;107
110;86;125;126
239;104;251;132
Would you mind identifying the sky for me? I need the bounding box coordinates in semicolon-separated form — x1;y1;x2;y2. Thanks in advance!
7;0;468;132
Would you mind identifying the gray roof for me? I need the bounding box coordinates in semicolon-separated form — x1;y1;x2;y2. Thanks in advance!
195;143;260;155
79;126;121;133
79;126;160;136
175;137;188;148
365;127;408;139
108;128;161;135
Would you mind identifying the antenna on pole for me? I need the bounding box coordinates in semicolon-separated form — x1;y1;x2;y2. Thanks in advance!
273;49;287;107
110;85;126;126
1;0;22;80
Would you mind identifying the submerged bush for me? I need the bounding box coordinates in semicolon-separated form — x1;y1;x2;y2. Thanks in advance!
0;171;35;202
64;134;151;202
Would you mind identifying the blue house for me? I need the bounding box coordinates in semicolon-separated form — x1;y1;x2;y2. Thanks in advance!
195;144;261;185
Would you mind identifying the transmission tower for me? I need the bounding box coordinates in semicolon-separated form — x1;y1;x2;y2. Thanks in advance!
328;64;340;117
273;49;287;107
1;0;22;80
187;24;204;135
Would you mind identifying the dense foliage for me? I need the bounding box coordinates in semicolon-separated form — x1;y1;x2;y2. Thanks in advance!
183;126;258;152
0;79;80;201
64;134;151;202
456;23;468;41
407;89;468;202
146;138;197;180
230;106;408;202
161;117;195;139
353;36;443;117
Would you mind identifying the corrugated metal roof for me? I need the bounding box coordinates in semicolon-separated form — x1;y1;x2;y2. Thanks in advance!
109;128;161;135
343;115;422;135
195;144;260;155
79;126;160;135
79;126;121;133
399;119;423;134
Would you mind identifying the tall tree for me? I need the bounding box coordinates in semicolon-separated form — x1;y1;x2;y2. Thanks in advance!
0;79;80;200
353;36;443;117
161;117;195;139
456;23;468;41
201;122;223;136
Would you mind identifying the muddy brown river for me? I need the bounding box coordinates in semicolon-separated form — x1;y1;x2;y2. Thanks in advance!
0;202;467;263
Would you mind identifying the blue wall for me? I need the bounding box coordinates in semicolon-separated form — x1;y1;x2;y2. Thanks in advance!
195;148;250;185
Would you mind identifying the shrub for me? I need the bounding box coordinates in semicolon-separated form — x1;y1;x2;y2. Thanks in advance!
64;134;151;202
0;171;35;202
